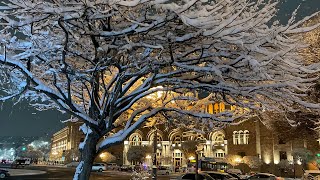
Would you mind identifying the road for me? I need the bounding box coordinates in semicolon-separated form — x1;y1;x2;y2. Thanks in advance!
4;166;180;180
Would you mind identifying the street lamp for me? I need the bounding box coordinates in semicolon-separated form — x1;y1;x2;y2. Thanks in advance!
99;153;106;158
146;86;164;180
235;158;242;163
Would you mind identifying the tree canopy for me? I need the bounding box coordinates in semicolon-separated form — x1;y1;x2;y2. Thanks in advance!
1;0;320;179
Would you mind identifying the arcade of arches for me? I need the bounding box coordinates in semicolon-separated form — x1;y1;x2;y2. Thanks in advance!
123;128;230;167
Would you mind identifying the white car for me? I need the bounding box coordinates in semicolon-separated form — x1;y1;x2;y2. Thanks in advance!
302;170;320;180
91;163;107;172
157;166;172;175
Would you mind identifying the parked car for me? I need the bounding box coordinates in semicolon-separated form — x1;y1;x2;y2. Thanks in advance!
248;173;279;180
178;172;215;180
227;169;242;175
227;172;242;180
91;163;107;172
203;171;238;180
11;159;27;168
157;166;171;175
302;170;320;180
106;163;119;170
0;169;10;179
120;165;134;171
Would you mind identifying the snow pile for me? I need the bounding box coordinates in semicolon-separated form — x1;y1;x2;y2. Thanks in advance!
131;170;151;180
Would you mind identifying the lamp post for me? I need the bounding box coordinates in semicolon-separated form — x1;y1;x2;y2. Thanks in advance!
146;86;163;180
152;127;157;180
195;144;204;180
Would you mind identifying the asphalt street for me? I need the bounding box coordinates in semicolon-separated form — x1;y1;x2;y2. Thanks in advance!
4;166;179;180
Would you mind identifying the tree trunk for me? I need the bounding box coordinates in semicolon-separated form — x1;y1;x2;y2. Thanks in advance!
73;129;100;180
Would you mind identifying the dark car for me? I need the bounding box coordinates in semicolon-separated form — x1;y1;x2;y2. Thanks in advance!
203;171;238;180
120;165;134;171
0;169;10;179
228;172;242;179
178;172;215;180
11;159;26;168
248;173;279;180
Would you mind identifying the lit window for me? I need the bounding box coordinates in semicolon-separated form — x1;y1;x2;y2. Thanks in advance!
130;134;142;146
233;131;239;145
244;130;249;144
233;130;249;145
238;131;244;144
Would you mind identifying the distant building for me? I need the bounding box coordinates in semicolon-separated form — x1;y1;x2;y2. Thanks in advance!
49;122;123;164
49;122;83;163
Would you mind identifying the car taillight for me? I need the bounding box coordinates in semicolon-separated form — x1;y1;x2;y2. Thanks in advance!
276;177;283;180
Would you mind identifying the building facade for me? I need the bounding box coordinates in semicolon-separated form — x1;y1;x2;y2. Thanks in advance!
49;122;83;163
122;117;319;175
123;127;228;167
49;101;319;176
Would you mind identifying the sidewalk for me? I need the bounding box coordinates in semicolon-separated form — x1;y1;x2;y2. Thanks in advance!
2;168;46;176
32;164;67;168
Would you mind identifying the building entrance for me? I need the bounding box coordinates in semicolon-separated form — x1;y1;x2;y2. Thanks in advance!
173;149;183;170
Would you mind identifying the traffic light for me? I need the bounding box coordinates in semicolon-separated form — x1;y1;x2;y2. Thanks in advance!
22;147;26;151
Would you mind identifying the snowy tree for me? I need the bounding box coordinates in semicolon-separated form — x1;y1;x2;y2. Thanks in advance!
1;0;320;179
242;156;262;169
127;146;152;164
292;148;313;169
225;154;242;168
278;159;292;176
181;140;199;161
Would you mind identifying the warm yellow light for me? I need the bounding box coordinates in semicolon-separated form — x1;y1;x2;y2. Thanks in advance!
99;153;106;158
52;151;58;155
274;160;279;164
146;155;151;159
297;160;302;165
235;158;241;163
189;156;195;160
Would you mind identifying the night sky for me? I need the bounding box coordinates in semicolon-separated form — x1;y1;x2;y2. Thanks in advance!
0;0;319;137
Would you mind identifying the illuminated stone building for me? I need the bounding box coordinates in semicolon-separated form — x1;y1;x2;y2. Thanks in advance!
122;102;319;176
49;122;83;162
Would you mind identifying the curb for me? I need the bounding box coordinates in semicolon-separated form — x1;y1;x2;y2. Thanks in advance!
2;168;46;176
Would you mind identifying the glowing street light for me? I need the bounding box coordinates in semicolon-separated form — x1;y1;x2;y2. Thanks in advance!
99;153;106;158
235;158;242;163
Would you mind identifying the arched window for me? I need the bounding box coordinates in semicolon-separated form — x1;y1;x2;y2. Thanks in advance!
149;132;163;142
195;134;205;141
173;135;181;145
233;131;239;145
212;132;225;145
130;134;142;146
239;131;244;144
244;130;249;144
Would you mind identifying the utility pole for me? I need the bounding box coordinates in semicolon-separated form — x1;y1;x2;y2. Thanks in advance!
152;127;157;180
195;152;199;180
